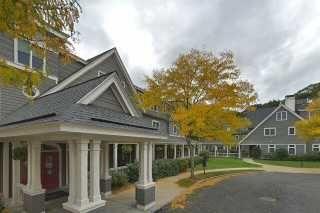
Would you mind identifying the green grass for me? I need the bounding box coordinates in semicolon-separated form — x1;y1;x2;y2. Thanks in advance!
177;169;262;188
195;158;261;171
256;160;320;168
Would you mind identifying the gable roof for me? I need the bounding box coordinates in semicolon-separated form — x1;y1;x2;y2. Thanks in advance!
239;104;304;144
0;73;162;135
41;48;137;97
243;106;277;127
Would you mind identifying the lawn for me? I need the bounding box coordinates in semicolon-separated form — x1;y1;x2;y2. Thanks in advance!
255;160;320;168
195;157;261;171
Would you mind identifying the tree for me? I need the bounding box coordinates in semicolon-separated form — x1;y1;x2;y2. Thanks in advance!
0;0;81;98
296;98;320;141
138;49;257;178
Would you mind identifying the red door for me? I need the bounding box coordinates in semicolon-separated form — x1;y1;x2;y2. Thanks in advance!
41;152;59;190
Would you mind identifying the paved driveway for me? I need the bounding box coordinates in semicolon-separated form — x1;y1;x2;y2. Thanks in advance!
161;172;320;213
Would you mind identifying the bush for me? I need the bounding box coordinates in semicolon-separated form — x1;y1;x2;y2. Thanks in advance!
272;148;289;160
192;156;203;167
199;151;210;167
250;146;262;159
177;159;189;173
111;173;128;188
153;159;181;180
126;162;139;183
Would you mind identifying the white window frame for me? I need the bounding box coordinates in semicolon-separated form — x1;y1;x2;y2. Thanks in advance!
152;120;160;130
173;124;178;135
268;144;276;153
235;135;240;141
264;127;276;137
97;70;106;77
288;144;296;155
312;144;320;152
151;105;160;112
288;126;296;136
276;111;287;121
14;38;46;72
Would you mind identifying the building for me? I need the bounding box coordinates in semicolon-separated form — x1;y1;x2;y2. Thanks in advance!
239;95;319;157
0;32;219;212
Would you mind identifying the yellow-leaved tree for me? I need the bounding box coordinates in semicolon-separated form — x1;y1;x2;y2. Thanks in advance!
0;0;81;98
296;98;320;140
138;49;257;178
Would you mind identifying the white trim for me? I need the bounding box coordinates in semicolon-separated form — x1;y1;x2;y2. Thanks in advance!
42;49;115;96
288;126;296;136
264;127;276;137
276;111;287;121
76;72;139;116
152;120;160;130
288;144;296;155
97;70;106;77
312;144;320;152
268;144;276;153
41;48;137;97
239;104;304;144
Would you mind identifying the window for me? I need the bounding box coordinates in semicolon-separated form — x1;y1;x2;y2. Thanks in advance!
235;135;240;141
152;120;160;129
15;39;46;71
173;125;178;135
268;144;276;153
122;80;126;89
288;127;296;136
151;105;160;112
276;111;287;121
97;70;106;77
288;144;296;155
312;144;320;152
264;128;276;136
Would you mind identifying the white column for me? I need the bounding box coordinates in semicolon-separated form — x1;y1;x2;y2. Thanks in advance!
238;145;241;159
226;145;229;157
75;139;89;207
182;145;185;158
147;143;153;183
2;142;10;200
113;143;118;170
164;144;168;159
104;144;110;179
25;141;44;194
67;141;76;205
173;145;177;159
12;142;22;205
89;140;102;203
187;146;191;158
193;145;196;156
135;144;139;162
214;145;217;157
138;143;148;185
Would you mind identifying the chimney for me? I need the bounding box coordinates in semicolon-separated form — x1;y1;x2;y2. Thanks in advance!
285;95;295;111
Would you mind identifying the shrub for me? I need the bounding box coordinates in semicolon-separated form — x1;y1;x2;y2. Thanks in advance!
177;159;189;173
199;151;210;174
272;148;289;160
192;156;203;167
111;173;128;188
126;162;139;183
153;159;181;180
250;146;262;159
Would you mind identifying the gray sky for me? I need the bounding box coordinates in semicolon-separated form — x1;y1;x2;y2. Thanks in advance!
75;0;320;103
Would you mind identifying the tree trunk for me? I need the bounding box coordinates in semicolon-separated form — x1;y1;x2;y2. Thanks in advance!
187;138;195;179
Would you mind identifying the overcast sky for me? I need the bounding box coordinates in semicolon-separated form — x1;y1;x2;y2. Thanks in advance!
74;0;320;103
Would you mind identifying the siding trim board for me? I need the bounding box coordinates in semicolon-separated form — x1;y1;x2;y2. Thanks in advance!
239;104;304;144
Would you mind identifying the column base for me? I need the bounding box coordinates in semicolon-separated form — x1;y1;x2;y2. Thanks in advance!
63;200;106;213
23;190;45;213
100;177;112;198
135;182;156;210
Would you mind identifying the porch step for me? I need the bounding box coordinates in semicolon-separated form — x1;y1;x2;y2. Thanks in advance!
45;191;68;201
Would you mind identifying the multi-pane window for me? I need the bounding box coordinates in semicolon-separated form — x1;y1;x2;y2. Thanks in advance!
264;128;276;136
15;39;45;71
288;144;296;155
268;144;276;153
152;120;160;130
276;111;287;121
312;144;320;152
288;127;296;136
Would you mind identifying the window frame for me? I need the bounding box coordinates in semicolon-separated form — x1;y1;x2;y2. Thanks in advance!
264;127;276;137
288;144;296;155
173;124;178;135
276;111;287;121
268;144;276;153
288;126;296;136
152;120;160;130
97;70;106;77
14;38;46;71
312;144;320;152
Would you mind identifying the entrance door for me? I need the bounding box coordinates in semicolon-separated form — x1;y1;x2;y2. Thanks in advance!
41;151;59;190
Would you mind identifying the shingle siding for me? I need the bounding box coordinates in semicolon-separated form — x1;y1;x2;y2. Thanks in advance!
241;106;305;145
92;87;126;113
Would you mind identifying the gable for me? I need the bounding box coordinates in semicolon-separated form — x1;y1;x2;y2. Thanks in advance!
91;86;128;114
241;105;305;145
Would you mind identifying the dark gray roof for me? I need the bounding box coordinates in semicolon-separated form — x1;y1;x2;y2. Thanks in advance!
242;106;277;127
0;73;165;135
